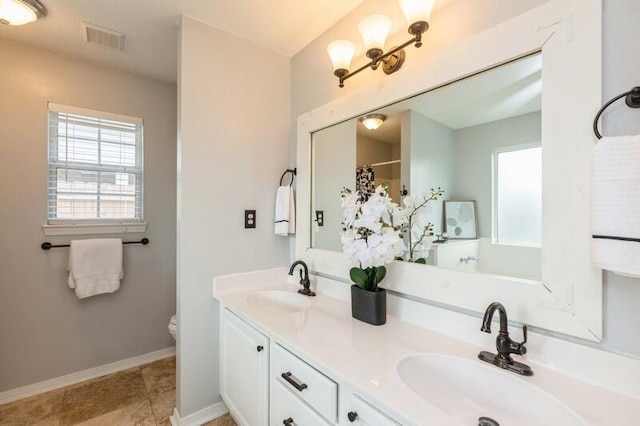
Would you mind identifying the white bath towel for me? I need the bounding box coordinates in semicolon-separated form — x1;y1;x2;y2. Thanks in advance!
68;238;123;298
274;185;295;236
592;135;640;277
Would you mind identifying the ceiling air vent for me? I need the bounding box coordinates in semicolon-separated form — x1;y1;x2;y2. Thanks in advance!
83;22;125;51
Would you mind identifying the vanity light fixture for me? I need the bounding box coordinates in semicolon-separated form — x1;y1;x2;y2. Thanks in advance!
359;114;387;130
327;0;435;88
0;0;46;25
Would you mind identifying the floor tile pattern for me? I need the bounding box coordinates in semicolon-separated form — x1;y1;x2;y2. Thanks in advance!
0;357;237;426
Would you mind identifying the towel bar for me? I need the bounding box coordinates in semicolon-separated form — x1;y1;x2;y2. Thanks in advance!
41;238;149;250
593;86;640;139
279;168;297;186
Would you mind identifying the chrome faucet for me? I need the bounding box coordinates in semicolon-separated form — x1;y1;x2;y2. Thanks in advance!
478;302;533;376
288;260;315;297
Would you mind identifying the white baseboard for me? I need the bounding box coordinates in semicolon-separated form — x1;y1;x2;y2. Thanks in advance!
0;346;176;405
170;401;229;426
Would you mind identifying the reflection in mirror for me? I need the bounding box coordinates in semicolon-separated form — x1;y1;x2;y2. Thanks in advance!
311;53;542;281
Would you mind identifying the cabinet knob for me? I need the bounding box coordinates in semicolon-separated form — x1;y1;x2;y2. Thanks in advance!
347;411;358;422
283;417;294;426
257;345;264;352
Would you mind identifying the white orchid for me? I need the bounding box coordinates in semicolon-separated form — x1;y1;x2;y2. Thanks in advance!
340;185;406;291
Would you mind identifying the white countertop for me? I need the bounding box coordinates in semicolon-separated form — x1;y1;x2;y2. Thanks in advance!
213;267;640;426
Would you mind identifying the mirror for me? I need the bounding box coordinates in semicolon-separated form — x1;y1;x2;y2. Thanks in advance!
296;1;602;341
312;54;542;282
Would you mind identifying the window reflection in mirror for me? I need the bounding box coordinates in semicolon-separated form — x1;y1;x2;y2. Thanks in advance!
311;53;542;281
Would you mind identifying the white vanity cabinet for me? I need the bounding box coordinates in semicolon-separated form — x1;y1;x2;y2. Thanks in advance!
220;309;269;426
219;307;403;426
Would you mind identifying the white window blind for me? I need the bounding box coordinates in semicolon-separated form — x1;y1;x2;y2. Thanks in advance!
47;103;143;223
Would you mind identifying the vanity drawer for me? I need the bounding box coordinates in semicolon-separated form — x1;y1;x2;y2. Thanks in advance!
270;379;331;426
271;344;338;423
347;394;400;426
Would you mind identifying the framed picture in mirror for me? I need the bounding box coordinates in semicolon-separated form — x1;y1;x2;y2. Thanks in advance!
444;201;477;239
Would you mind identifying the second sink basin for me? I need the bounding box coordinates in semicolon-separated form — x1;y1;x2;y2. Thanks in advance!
246;290;311;313
397;353;584;426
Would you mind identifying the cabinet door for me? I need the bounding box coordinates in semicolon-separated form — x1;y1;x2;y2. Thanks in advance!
220;308;269;426
345;394;400;426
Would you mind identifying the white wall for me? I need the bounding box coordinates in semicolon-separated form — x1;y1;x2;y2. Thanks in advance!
0;39;177;392
177;17;290;417
291;0;640;357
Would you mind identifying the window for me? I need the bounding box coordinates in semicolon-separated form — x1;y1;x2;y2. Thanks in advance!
493;145;541;246
47;103;143;224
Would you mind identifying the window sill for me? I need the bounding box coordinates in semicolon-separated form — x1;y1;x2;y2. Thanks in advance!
42;223;147;236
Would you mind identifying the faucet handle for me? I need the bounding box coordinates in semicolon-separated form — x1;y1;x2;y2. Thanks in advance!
521;325;528;345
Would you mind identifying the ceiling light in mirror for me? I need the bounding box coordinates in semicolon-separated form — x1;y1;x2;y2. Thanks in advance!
359;114;387;130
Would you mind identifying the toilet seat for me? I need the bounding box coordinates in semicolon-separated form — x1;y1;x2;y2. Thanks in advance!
168;315;177;339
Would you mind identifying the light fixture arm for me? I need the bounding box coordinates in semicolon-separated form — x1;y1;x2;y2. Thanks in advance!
336;29;424;88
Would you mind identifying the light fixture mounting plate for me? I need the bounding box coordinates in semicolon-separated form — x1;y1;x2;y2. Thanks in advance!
382;49;405;75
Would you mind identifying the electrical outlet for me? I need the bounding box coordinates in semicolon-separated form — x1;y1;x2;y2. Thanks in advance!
316;210;324;227
244;210;256;229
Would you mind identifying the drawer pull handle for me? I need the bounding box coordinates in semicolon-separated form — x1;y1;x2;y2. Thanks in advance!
281;371;308;392
348;411;358;422
257;345;264;352
283;417;295;426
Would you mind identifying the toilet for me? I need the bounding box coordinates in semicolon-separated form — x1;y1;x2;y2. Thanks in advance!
168;315;177;340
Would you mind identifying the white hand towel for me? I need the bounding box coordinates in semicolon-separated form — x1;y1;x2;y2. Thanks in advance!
68;238;124;298
592;135;640;277
275;185;295;236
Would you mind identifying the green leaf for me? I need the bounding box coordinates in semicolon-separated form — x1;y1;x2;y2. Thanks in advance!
350;268;368;289
414;258;427;264
374;266;386;285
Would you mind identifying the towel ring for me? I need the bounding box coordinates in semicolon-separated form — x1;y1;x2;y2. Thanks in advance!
279;168;296;186
593;86;640;139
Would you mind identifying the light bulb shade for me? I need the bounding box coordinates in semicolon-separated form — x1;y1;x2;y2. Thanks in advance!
398;0;435;26
359;114;387;130
327;40;355;72
0;0;45;26
358;14;391;52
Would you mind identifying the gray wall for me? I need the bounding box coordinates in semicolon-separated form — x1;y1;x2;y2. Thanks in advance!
601;0;640;356
454;112;541;237
178;17;291;417
291;0;640;357
0;39;177;392
405;111;455;234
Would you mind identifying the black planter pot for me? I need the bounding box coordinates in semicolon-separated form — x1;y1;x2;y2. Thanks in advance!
350;285;386;326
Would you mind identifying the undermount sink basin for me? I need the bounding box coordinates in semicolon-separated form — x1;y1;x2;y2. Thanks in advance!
246;290;311;313
397;354;584;426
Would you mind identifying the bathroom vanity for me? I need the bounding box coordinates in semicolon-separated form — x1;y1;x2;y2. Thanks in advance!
214;268;640;426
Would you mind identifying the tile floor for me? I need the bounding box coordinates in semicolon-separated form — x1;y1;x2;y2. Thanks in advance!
0;357;237;426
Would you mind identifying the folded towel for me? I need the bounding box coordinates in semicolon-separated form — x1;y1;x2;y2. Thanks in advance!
275;185;295;236
592;135;640;277
68;238;123;298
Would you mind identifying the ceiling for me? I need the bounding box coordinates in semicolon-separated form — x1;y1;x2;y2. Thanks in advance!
0;0;365;83
358;53;542;143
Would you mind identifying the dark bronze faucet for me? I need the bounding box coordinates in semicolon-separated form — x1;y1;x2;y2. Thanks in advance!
478;302;533;376
288;260;315;297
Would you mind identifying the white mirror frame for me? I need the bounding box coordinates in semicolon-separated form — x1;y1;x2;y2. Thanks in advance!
296;0;602;341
